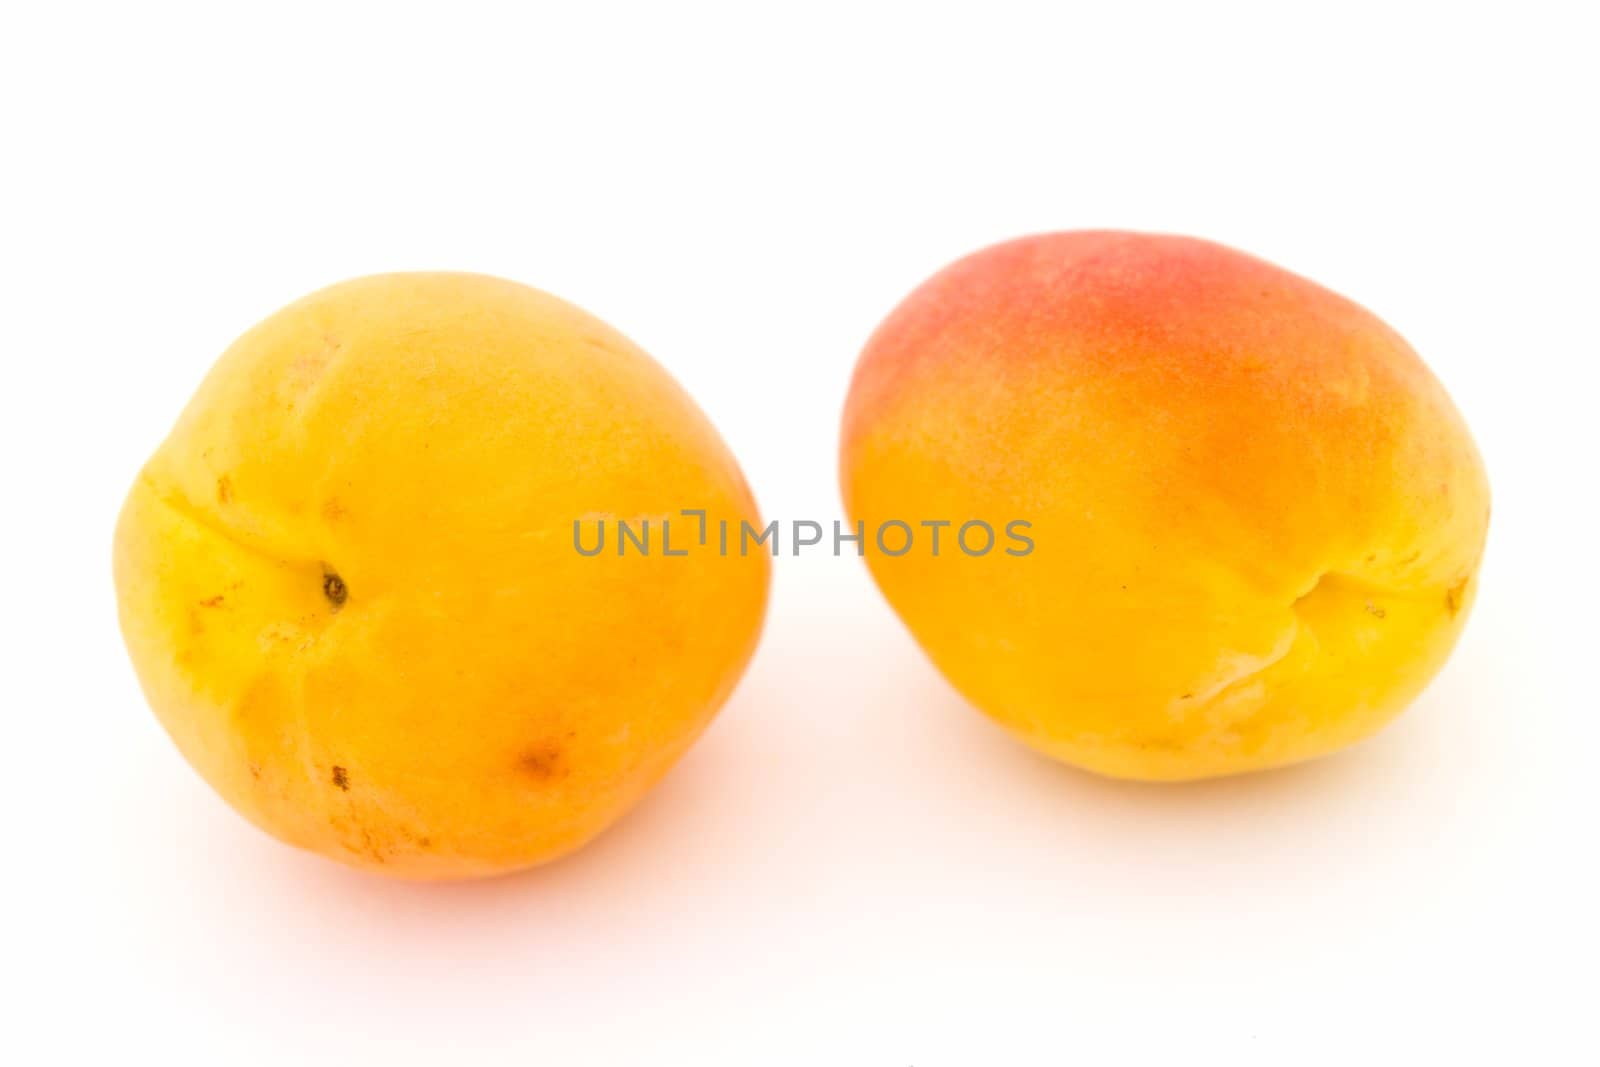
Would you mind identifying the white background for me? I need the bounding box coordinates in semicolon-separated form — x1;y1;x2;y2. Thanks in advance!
4;2;1596;1063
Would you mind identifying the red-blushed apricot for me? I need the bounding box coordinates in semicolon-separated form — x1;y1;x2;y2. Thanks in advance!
841;232;1489;780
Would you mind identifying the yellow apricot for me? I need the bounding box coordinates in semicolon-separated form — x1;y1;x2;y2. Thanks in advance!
115;273;768;878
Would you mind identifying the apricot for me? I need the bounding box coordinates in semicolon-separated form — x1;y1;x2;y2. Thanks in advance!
841;232;1489;781
115;273;768;878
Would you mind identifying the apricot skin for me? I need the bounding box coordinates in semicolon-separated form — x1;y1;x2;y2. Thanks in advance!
841;232;1489;781
115;273;768;878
